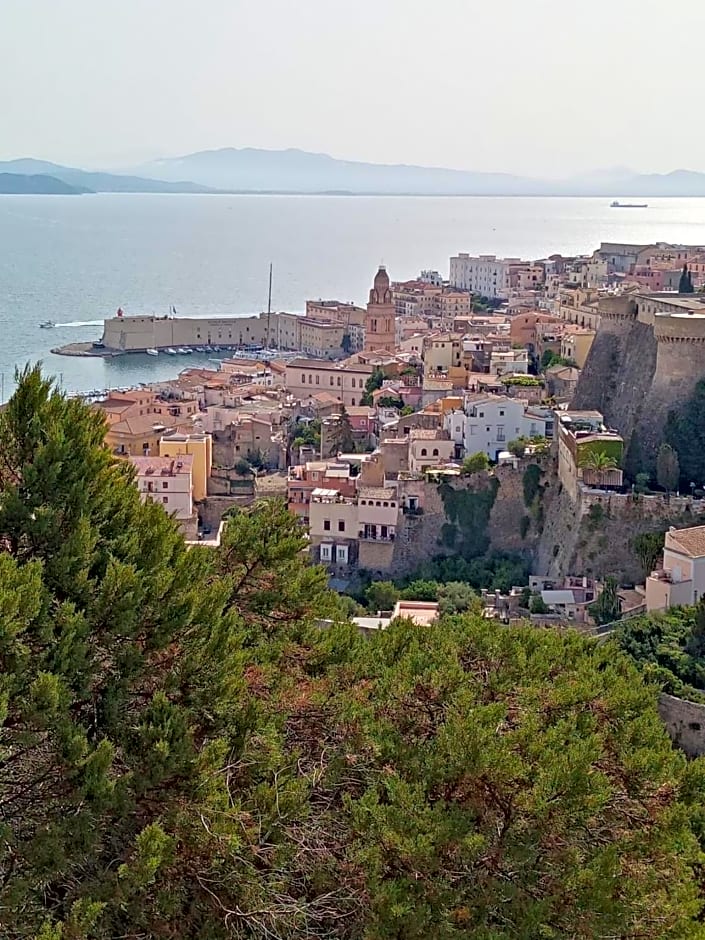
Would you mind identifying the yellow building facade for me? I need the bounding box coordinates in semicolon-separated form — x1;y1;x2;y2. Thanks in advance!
159;431;212;502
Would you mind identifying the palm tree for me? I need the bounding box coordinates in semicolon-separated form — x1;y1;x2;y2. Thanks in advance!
580;450;618;472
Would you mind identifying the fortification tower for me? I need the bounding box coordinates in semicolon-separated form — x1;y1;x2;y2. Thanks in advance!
364;266;396;352
652;312;705;394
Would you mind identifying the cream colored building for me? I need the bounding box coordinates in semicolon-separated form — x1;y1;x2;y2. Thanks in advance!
284;358;373;407
408;429;454;472
308;489;358;567
159;430;212;502
297;318;346;358
560;326;595;368
646;526;705;611
129;454;194;520
422;332;463;373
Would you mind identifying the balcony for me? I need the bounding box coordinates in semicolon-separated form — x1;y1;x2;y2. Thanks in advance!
402;504;423;516
358;529;395;542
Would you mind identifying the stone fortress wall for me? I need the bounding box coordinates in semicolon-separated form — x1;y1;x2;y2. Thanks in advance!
101;312;302;352
572;293;705;475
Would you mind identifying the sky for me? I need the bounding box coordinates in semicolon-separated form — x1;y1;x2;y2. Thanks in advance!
2;0;705;177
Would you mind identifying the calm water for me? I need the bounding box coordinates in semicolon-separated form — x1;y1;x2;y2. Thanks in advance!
2;193;705;396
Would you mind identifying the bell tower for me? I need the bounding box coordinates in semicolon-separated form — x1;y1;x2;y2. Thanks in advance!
364;265;396;352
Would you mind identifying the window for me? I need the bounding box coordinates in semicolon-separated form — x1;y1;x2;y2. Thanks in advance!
479;411;484;418
330;376;334;386
301;374;306;383
420;447;428;457
162;481;169;489
162;496;168;504
323;519;331;531
497;425;505;442
338;520;345;532
315;375;319;385
337;376;342;386
336;545;348;564
383;501;388;507
499;409;505;417
320;544;332;561
432;448;439;456
308;375;312;384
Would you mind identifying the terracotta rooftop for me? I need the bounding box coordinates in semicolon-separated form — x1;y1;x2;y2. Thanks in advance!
286;357;373;373
108;413;182;437
358;486;397;500
128;455;193;475
668;526;705;559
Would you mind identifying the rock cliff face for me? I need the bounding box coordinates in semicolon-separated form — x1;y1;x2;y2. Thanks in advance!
534;478;705;583
387;460;705;585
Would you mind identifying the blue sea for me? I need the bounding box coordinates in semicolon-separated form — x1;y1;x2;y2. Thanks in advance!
2;193;705;397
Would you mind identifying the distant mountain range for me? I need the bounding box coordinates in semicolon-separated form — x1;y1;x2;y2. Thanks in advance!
4;149;705;196
0;173;89;195
0;159;216;194
132;149;705;196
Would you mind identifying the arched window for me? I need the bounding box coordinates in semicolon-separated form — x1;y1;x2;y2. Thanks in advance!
351;398;356;406
432;448;439;456
421;448;427;456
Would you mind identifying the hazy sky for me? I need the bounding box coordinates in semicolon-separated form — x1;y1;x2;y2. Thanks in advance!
2;0;704;176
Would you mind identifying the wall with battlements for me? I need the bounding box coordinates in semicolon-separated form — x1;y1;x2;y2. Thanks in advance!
573;297;705;475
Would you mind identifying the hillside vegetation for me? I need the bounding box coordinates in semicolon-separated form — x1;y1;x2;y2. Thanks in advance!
1;366;705;938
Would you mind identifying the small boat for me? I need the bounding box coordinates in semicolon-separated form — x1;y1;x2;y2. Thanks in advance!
39;320;56;329
610;200;648;208
177;347;192;354
165;347;177;355
146;348;158;357
194;346;205;353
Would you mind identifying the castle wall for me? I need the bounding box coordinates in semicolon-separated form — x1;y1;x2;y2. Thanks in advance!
658;693;705;757
101;313;302;352
573;312;657;473
574;302;705;475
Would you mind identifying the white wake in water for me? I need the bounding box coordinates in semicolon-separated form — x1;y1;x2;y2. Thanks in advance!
53;320;104;327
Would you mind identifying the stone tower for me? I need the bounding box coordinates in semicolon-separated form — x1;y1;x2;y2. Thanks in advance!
364;266;396;352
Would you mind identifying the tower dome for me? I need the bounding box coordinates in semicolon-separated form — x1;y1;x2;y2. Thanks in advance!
369;265;391;304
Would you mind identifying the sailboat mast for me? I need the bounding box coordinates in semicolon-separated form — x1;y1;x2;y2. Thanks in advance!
266;262;273;348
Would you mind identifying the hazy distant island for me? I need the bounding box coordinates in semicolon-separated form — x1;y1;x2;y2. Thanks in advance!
0;159;217;195
0;172;90;195
5;149;705;196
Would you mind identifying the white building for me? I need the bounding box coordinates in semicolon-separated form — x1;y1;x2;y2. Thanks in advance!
129;455;194;520
449;254;520;299
646;526;705;611
444;393;547;461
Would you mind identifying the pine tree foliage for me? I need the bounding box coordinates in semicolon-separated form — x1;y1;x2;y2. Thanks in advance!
1;366;705;938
